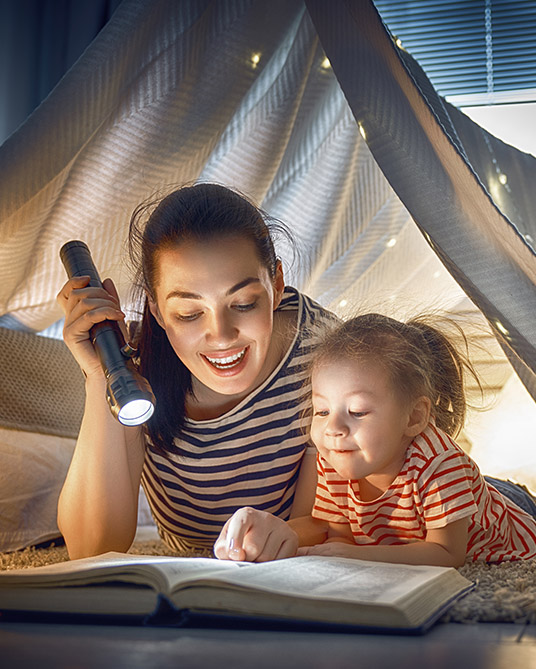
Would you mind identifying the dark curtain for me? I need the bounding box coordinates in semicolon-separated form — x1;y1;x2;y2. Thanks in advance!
0;0;121;144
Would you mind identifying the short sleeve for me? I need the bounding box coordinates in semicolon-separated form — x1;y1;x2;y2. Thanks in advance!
418;450;479;530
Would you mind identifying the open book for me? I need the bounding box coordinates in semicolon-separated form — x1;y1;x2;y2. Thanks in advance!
0;553;473;633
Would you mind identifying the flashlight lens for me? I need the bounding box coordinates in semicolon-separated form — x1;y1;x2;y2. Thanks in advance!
118;399;155;426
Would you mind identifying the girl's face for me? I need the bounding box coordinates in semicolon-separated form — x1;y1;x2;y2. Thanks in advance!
148;235;285;399
310;358;427;489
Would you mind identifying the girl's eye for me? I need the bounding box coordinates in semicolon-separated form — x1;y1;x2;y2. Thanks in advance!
314;410;329;417
233;301;257;312
350;411;368;418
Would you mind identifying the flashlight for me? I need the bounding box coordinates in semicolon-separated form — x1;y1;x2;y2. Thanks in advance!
60;240;155;426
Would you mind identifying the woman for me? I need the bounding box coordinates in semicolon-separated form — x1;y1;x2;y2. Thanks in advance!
57;183;333;558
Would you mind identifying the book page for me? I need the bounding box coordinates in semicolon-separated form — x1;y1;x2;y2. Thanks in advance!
191;555;460;605
0;552;242;594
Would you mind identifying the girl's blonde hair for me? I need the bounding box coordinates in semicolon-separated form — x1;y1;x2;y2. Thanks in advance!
310;313;482;437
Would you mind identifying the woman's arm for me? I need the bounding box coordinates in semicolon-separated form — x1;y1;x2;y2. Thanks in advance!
57;374;145;559
299;517;470;567
56;276;146;559
287;447;328;546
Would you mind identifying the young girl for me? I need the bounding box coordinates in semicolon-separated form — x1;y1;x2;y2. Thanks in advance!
56;183;333;558
215;313;536;566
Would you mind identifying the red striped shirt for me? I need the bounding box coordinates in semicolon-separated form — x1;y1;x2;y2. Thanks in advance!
313;423;536;562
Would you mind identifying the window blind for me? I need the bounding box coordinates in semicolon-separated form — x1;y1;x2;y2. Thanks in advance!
373;0;536;105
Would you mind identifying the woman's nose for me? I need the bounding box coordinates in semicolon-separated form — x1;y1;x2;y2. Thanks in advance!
206;311;238;344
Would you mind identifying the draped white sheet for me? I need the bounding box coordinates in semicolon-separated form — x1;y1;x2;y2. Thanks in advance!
0;0;464;339
0;0;534;397
1;0;535;548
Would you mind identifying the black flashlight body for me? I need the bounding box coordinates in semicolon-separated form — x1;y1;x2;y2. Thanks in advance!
60;240;155;425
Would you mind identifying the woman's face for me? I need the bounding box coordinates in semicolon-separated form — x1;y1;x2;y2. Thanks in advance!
148;235;285;398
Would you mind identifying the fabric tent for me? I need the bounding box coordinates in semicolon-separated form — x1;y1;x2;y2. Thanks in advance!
0;0;535;549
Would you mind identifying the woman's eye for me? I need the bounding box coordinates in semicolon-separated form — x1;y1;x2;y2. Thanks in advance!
177;312;202;322
233;301;257;312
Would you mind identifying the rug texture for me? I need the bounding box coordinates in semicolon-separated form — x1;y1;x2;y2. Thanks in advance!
1;538;535;626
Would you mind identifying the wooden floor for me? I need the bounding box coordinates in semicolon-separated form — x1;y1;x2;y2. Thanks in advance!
0;621;534;668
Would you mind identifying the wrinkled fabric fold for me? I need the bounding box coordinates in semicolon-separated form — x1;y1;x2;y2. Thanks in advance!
306;0;536;398
0;0;534;401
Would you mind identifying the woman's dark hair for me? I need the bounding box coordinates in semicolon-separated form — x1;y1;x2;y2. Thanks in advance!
310;313;482;437
128;182;289;453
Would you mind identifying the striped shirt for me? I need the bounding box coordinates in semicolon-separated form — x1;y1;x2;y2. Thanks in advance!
142;287;335;550
313;423;536;562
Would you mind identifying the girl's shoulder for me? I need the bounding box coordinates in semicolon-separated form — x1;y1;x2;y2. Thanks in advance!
405;424;477;486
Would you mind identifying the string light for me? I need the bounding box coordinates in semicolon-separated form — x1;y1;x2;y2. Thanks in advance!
338;299;348;308
386;237;397;248
321;57;331;70
498;173;507;185
495;320;509;337
251;52;261;68
359;123;367;141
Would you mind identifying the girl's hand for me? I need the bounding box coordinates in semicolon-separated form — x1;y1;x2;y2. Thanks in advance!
214;507;299;562
56;275;126;378
297;540;360;559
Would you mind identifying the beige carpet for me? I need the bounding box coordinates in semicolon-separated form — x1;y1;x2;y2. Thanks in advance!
1;538;535;626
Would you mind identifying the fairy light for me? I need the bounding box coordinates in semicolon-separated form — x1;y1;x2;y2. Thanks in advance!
251;52;261;68
495;320;509;337
498;173;507;185
386;237;397;248
321;57;331;70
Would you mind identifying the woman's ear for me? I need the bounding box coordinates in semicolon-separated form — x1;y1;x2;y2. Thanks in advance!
405;396;432;438
147;294;165;329
272;260;285;310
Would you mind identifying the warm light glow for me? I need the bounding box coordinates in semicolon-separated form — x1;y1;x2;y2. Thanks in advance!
321;57;331;69
359;123;367;141
386;237;397;248
118;399;155;426
395;37;403;48
251;52;261;68
433;270;441;279
338;299;348;308
498;173;508;185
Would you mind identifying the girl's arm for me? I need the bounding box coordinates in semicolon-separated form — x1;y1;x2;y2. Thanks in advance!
56;276;146;559
299;517;470;567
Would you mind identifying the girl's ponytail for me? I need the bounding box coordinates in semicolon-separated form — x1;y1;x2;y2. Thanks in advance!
409;317;480;437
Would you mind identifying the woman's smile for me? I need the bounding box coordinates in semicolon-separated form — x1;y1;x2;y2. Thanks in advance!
202;346;249;373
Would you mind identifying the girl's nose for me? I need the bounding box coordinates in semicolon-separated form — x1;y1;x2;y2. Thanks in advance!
325;414;349;437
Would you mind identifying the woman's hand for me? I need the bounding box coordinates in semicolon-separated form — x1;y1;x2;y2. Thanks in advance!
56;275;126;378
214;507;299;562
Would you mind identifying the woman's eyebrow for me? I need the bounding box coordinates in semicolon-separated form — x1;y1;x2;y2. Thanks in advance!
165;277;260;301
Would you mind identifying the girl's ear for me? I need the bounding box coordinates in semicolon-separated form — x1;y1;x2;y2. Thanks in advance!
272;260;285;310
147;293;165;329
405;396;432;437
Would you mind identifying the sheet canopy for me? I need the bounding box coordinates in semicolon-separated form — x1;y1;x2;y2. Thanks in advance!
0;0;535;397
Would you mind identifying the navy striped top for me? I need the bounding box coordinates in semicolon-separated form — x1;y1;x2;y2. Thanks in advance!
141;287;334;550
